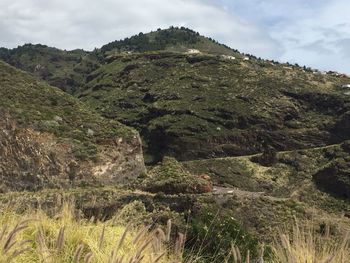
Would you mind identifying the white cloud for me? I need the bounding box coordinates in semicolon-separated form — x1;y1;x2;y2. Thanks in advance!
274;0;350;73
0;0;280;58
2;0;349;73
221;0;350;73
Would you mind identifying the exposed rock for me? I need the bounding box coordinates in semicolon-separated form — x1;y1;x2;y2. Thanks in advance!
0;113;145;191
54;115;63;122
92;133;145;184
87;128;94;136
0;61;145;191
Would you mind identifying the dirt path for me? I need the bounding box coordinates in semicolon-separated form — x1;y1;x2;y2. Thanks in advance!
186;143;339;163
212;186;288;202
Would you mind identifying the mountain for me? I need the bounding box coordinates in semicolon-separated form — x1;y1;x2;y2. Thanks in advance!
1;27;350;262
0;60;145;192
4;28;350;165
0;27;240;95
101;27;241;56
79;40;350;164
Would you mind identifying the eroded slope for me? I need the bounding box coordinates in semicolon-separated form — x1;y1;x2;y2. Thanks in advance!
0;61;145;191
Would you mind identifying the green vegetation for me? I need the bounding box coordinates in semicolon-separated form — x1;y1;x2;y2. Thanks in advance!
140;157;212;194
3;28;350;164
78;48;350;164
1;27;350;262
184;143;350;214
0;44;98;93
101;27;240;56
187;202;261;262
1;199;348;263
0;61;136;160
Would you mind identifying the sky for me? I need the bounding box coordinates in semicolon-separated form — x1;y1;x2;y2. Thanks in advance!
0;0;349;74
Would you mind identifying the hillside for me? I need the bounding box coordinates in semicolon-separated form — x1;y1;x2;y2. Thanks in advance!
0;44;98;93
0;61;145;192
4;29;347;165
1;27;350;262
0;28;240;95
79;49;350;164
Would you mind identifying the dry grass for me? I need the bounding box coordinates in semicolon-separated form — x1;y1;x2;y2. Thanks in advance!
0;203;186;263
225;244;264;263
271;223;350;263
225;222;350;263
1;202;350;263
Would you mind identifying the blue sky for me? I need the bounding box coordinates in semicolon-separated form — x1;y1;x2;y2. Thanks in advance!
218;0;350;73
0;0;349;73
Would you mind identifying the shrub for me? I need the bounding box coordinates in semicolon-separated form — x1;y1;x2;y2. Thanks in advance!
186;203;260;263
141;157;212;195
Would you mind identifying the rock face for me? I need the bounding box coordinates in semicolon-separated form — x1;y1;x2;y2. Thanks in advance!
0;61;145;192
91;134;145;184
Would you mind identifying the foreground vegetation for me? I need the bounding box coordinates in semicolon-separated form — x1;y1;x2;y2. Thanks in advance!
0;203;184;263
0;203;349;262
271;224;350;263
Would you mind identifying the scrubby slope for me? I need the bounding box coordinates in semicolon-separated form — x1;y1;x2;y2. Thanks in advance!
79;48;350;163
0;44;99;93
0;27;239;95
0;61;145;192
180;143;350;260
6;28;350;165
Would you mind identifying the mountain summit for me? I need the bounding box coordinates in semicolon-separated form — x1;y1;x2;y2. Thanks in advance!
101;27;241;56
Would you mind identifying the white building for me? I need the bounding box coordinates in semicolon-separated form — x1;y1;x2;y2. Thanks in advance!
187;49;201;54
221;55;236;60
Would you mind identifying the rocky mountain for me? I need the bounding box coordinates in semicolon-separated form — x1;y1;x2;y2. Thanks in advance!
1;27;350;262
4;28;350;165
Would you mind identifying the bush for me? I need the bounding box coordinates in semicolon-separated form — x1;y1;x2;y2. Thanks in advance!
141;157;212;194
186;203;260;262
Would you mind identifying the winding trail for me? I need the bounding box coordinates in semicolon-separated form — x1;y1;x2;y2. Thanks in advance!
185;143;340;163
212;186;288;202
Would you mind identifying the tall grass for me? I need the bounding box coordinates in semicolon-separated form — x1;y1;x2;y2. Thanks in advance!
1;203;349;263
271;223;350;263
226;223;350;263
0;203;185;263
